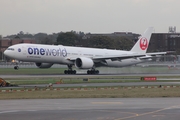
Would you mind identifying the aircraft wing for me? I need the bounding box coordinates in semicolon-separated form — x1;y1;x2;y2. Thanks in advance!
139;55;152;60
146;51;175;56
93;54;146;61
139;51;176;60
67;54;145;61
66;51;175;61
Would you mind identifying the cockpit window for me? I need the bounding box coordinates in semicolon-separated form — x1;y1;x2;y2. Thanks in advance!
7;48;15;51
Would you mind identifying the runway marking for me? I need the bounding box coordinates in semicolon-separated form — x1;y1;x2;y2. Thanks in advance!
115;105;180;120
92;109;139;120
0;110;37;114
0;110;21;114
152;115;165;117
97;109;138;115
91;102;123;104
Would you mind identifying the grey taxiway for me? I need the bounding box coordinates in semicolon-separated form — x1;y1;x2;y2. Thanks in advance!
0;98;180;120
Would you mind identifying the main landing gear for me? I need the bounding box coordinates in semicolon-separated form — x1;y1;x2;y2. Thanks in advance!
64;65;76;74
64;65;99;75
64;70;76;74
87;69;99;74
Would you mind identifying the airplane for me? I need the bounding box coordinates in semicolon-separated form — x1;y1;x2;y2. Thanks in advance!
3;27;169;74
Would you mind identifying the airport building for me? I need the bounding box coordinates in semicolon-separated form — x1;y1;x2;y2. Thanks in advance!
148;33;180;53
146;27;179;52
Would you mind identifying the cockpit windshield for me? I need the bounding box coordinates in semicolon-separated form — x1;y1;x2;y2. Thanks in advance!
7;48;15;51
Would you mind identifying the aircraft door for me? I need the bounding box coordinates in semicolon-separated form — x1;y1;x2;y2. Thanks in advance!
22;46;27;56
78;50;82;56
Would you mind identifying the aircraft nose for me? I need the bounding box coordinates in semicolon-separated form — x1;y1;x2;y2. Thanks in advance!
4;49;12;58
4;50;9;57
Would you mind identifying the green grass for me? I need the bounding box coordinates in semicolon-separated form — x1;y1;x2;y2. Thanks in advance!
1;75;179;99
0;68;66;75
0;87;180;99
2;75;180;85
4;78;141;85
0;66;179;75
1;67;180;99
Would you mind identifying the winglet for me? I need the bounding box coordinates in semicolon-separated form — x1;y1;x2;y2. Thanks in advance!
130;27;154;53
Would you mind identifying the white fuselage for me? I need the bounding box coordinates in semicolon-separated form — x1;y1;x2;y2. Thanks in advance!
4;43;149;68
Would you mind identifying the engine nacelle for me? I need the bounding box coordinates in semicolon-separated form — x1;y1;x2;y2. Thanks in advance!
35;63;53;68
75;57;94;69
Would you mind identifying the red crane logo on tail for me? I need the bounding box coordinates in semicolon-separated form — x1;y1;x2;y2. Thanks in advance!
139;37;148;50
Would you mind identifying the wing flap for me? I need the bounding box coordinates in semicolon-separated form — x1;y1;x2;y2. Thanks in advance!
147;51;175;56
92;54;145;61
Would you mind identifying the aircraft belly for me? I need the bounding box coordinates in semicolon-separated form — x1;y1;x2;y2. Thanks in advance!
106;59;143;67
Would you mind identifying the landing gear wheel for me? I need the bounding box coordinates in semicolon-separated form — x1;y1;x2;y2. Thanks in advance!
14;66;19;70
64;70;76;74
95;70;99;74
64;70;68;74
87;70;99;74
73;70;76;74
64;65;76;74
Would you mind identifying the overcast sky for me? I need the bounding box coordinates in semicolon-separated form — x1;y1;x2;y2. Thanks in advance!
0;0;179;36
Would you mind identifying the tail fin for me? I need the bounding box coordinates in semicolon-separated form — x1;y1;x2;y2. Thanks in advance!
130;27;154;53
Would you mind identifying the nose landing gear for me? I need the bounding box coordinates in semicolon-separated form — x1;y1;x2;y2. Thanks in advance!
14;66;19;70
14;62;19;70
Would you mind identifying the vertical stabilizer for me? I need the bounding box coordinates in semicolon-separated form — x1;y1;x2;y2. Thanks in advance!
130;27;154;53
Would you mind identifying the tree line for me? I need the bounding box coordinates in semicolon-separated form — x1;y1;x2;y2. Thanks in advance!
3;31;135;50
56;31;134;50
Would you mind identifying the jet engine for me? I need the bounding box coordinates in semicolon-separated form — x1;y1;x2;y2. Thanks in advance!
75;57;94;69
35;63;53;68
